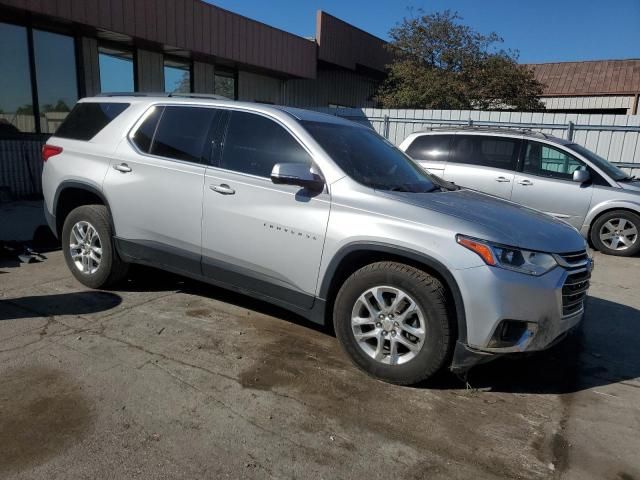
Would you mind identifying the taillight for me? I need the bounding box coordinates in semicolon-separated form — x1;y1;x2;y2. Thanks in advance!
42;144;63;162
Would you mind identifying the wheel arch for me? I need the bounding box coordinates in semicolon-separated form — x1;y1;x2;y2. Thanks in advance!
53;181;114;238
318;242;467;344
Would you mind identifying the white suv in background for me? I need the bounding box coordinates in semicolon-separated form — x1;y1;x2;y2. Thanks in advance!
400;128;640;256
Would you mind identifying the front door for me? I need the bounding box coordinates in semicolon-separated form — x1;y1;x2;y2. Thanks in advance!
511;141;593;229
443;134;522;200
202;110;331;308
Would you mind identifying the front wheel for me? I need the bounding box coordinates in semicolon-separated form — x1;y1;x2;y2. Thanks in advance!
333;262;452;385
61;204;129;288
590;210;640;257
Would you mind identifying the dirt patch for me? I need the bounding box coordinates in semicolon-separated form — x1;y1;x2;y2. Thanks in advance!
237;322;551;479
0;366;94;475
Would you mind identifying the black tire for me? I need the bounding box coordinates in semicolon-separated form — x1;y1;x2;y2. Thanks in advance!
333;262;452;385
590;210;640;257
61;204;129;288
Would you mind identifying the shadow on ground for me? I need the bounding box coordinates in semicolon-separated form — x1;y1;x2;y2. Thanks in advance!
0;291;122;320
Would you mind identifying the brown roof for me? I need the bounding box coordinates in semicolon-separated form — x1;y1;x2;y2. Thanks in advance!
527;59;640;96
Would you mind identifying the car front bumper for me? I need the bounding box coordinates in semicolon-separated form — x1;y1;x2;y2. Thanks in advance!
450;261;590;373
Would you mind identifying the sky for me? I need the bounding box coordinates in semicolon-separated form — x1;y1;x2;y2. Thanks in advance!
206;0;640;64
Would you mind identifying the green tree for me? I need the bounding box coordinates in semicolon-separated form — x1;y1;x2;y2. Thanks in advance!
376;10;544;110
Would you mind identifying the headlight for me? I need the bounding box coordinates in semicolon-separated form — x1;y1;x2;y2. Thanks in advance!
456;235;557;276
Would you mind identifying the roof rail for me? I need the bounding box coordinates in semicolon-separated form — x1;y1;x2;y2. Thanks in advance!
95;92;231;100
419;125;553;139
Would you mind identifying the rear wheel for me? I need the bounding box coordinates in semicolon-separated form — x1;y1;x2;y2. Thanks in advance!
333;262;452;385
591;210;640;257
61;205;128;288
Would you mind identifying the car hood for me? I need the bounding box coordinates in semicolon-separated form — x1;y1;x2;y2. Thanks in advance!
378;188;586;253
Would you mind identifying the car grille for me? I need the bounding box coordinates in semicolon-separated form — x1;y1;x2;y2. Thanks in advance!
556;249;591;317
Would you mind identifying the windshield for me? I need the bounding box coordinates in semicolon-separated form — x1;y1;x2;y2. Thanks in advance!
567;143;630;181
302;121;448;193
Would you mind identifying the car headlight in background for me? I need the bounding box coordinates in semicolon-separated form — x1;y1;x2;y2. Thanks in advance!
456;235;558;276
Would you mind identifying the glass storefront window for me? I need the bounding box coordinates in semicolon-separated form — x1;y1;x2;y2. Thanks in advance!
164;58;191;93
214;72;236;100
99;46;135;93
0;23;35;134
33;29;78;133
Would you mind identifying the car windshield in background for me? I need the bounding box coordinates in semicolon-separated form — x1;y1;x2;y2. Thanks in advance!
302;121;443;193
567;143;631;181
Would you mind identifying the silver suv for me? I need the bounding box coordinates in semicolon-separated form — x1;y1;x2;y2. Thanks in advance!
400;128;640;256
42;96;592;385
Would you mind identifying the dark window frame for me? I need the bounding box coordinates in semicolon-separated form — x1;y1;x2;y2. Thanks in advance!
216;109;314;179
0;19;80;134
520;139;607;185
449;134;522;172
98;42;138;93
163;55;193;94
129;104;223;166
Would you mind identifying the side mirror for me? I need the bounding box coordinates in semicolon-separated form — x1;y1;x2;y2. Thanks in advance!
573;169;591;183
270;163;324;191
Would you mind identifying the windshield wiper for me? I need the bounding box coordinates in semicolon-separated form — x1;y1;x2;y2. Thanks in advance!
618;175;637;182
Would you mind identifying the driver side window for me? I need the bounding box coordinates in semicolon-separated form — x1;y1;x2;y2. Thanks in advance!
523;141;585;180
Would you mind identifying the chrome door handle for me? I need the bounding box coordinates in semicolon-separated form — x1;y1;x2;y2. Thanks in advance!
114;163;132;173
210;183;235;195
495;176;511;183
518;179;533;186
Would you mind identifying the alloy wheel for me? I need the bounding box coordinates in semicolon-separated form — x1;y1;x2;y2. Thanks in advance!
599;218;638;251
69;220;102;274
350;286;426;366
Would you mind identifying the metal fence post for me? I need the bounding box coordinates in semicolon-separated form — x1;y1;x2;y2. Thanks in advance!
567;121;575;141
468;118;473;126
383;114;390;139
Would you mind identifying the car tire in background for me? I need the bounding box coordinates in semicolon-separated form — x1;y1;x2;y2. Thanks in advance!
590;210;640;257
333;261;452;385
61;204;129;288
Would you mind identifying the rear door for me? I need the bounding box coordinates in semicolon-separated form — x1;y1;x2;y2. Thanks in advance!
443;135;522;200
403;134;452;177
201;109;331;308
511;140;593;228
104;105;220;272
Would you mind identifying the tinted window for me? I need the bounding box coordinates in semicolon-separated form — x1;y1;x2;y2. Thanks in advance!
0;23;34;133
164;58;191;93
215;73;236;99
524;141;584;180
33;30;78;133
131;106;163;153
405;135;451;161
55;102;129;140
221;111;311;177
451;135;520;170
150;106;218;163
303;121;441;193
99;46;134;93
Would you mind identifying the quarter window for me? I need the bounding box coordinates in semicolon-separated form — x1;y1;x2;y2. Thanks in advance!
450;135;520;170
524;142;584;180
150;106;219;163
221;111;311;177
55;102;129;141
405;135;451;161
131;106;163;153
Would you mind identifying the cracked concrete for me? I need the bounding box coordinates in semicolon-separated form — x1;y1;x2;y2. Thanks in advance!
0;250;639;479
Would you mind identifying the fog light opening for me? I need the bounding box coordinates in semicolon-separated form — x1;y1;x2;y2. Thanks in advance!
488;320;535;349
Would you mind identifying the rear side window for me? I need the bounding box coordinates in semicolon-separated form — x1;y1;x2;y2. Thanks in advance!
450;135;520;170
405;135;451;161
149;106;219;163
55;102;129;140
131;106;163;153
220;111;311;177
